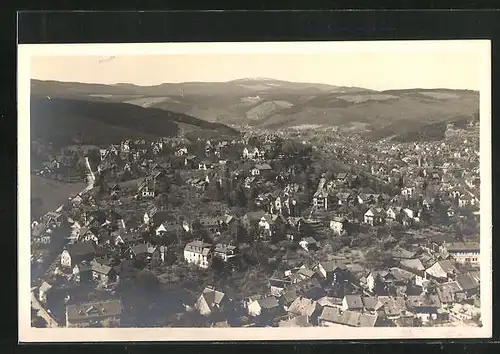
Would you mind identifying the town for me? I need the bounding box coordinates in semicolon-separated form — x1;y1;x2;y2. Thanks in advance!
30;119;481;329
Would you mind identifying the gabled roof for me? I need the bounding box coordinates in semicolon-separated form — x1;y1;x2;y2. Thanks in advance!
445;242;480;252
406;295;441;309
66;242;95;258
362;296;382;311
185;241;212;254
297;268;316;279
288;297;318;317
257;296;280;309
343;295;363;309
319;307;378;327
377;296;407;317
90;260;114;275
316;296;342;308
431;260;458;274
201;287;225;307
456;273;480;291
130;243;150;256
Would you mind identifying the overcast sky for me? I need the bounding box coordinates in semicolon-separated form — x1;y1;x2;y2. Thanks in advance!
29;43;485;91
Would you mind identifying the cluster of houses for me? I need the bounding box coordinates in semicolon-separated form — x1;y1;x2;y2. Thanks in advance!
183;251;480;328
31;128;481;328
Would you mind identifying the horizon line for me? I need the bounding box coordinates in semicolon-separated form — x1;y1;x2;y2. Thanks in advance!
30;78;479;92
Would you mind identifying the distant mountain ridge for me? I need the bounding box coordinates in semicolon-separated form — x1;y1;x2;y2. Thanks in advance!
31;79;479;142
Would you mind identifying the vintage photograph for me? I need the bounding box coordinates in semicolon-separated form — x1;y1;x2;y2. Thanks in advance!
18;41;492;341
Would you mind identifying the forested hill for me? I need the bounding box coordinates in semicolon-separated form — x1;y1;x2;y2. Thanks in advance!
30;96;240;148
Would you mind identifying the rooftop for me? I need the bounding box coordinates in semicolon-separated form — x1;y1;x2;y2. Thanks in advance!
66;299;122;322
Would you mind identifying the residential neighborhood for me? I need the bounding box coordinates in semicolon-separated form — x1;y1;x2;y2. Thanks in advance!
30;119;481;329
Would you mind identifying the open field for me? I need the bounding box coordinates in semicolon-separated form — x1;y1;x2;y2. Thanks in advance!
31;174;86;217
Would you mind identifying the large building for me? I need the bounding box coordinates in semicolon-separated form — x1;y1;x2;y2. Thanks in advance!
443;242;480;266
65;299;122;328
183;241;213;269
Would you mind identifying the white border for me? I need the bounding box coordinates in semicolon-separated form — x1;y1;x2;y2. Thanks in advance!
18;40;492;342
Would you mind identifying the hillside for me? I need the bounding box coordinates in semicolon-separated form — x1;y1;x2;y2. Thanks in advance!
30;95;240;148
31;79;480;141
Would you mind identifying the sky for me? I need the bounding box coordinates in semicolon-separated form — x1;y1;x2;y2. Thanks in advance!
29;43;485;91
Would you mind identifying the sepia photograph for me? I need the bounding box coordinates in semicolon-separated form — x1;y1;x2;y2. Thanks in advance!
18;40;492;341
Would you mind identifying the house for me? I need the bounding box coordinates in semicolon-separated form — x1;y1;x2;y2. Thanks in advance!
455;272;480;297
254;163;273;176
436;281;462;306
329;216;349;235
287;296;322;325
183;241;213;269
336;192;353;206
137;179;155;198
175;147;188;156
366;268;413;295
247;296;281;317
199;217;221;235
89;260;118;285
114;231;142;246
278;315;313;327
316;296;343;309
65;299;122;328
336;172;349;184
38;281;53;304
214;244;239;262
143;206;159;225
269;270;292;296
401;187;414;198
155;221;188;238
399;258;426;287
386;207;403;223
362;296;383;314
313;189;329;210
242;211;274;238
405;295;441;323
377;296;408;320
314;260;348;284
195;286;226;316
342;295;363;311
243;146;263;160
425;260;458;282
61;242;96;269
449;303;481;322
442;242;480;266
318;307;380;327
299;237;319;252
71;261;92;284
403;207;420;222
364;207;385;226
